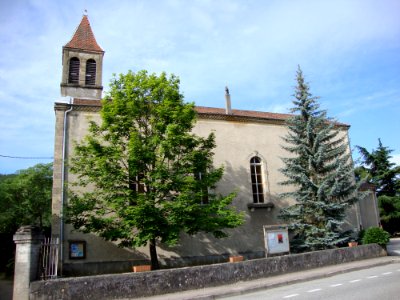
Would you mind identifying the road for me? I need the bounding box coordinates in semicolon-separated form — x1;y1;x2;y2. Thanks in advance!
222;264;400;300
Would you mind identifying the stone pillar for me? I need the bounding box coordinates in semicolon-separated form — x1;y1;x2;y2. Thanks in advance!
13;225;44;300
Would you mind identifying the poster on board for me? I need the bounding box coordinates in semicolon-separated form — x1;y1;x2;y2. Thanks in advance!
263;225;289;256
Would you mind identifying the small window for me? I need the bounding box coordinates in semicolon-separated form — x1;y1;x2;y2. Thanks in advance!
132;174;145;193
68;57;80;84
85;59;96;85
250;156;264;203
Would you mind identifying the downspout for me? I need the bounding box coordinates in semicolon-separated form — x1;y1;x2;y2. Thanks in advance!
60;99;73;276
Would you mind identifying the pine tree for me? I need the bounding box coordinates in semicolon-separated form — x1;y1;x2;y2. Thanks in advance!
356;139;400;197
67;70;243;269
279;67;359;252
356;139;400;234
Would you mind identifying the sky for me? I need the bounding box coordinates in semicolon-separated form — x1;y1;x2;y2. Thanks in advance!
0;0;399;174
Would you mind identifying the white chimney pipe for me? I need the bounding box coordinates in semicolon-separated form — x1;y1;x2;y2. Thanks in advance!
225;86;232;115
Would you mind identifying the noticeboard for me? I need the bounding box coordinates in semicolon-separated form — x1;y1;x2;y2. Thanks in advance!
263;225;289;256
69;240;86;259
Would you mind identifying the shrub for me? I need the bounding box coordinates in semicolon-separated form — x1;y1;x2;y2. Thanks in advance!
362;227;390;247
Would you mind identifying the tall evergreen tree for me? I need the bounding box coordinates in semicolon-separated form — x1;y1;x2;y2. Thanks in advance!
356;140;400;234
279;67;359;252
67;70;243;269
356;139;399;197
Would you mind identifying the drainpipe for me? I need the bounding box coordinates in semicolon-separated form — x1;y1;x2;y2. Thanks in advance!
60;99;73;276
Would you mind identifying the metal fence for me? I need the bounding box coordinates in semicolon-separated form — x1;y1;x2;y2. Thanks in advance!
38;237;59;280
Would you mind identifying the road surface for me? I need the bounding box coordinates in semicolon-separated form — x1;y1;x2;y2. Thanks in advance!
223;263;400;300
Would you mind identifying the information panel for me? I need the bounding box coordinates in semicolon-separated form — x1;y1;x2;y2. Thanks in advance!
263;225;289;256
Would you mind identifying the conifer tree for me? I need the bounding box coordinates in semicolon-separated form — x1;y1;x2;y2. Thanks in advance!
279;67;359;252
67;70;243;269
356;139;400;197
356;139;400;234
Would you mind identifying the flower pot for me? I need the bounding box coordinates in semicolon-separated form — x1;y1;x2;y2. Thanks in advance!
133;265;151;272
229;255;244;263
348;241;358;247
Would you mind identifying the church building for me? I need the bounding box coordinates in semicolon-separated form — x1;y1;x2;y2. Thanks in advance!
51;15;377;276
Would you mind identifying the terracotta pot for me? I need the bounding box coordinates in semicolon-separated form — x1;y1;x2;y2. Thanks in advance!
348;241;358;247
133;265;152;272
229;255;244;263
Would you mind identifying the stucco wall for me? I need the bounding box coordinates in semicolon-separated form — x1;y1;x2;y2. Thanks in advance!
52;104;361;274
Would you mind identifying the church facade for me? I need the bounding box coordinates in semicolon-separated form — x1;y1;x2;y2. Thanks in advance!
51;15;375;276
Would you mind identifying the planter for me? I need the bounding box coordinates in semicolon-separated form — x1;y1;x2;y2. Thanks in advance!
133;265;151;272
348;241;358;247
229;255;244;263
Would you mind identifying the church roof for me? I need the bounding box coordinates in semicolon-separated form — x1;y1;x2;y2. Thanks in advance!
64;15;103;53
64;99;348;127
195;106;293;122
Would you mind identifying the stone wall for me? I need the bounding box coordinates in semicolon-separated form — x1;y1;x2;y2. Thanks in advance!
30;244;386;300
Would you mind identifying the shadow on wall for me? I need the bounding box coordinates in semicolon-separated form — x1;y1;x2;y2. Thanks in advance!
157;161;293;266
61;161;294;275
61;229;150;276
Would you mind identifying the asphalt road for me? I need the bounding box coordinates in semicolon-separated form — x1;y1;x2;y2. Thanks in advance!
222;264;400;300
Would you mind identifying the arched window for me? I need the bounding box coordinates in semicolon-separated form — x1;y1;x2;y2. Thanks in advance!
85;59;96;85
250;156;264;203
68;57;80;84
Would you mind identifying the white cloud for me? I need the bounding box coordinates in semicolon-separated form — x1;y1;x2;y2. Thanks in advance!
0;0;400;173
391;154;400;166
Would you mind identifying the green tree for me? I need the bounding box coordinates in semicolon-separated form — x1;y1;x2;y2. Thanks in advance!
279;67;359;252
0;163;53;273
356;140;400;234
67;70;244;269
356;139;399;197
0;163;53;234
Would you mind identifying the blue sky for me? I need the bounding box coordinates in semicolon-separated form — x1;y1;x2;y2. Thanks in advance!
0;0;399;174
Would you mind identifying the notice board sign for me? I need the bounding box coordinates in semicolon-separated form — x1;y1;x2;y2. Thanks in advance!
263;225;289;257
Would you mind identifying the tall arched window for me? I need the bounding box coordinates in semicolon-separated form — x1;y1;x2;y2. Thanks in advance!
250;156;264;203
85;59;96;85
68;57;80;84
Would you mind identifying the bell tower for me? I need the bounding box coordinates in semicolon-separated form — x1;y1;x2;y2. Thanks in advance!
61;14;104;100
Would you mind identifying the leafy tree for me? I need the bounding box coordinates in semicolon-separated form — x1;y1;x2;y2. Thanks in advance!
279;67;359;252
356;140;400;234
0;163;53;273
0;163;53;234
67;70;244;269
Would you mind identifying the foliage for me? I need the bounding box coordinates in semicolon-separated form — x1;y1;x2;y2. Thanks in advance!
67;70;244;269
279;67;359;253
361;227;390;247
0;163;53;234
356;140;400;234
0;163;53;273
378;195;400;235
356;139;400;197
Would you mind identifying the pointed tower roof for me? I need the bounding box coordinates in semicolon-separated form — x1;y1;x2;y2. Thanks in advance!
64;14;104;53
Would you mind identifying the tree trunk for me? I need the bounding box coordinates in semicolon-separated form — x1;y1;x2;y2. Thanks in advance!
149;238;160;270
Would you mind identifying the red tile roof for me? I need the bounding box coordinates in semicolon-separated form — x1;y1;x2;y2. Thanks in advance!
195;106;292;121
69;100;348;127
72;99;291;122
64;15;103;53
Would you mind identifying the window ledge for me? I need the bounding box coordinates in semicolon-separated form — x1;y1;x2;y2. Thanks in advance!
247;202;275;210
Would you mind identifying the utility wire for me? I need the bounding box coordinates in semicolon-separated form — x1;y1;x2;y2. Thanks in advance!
0;154;53;160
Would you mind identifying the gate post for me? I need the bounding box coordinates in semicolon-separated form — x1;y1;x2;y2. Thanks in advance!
13;225;44;300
